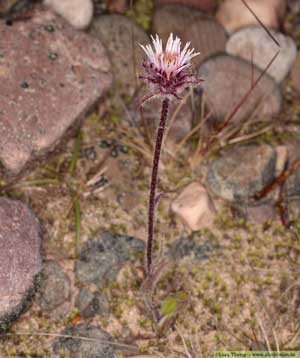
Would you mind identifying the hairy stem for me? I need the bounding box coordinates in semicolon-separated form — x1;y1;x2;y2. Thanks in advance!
146;97;169;276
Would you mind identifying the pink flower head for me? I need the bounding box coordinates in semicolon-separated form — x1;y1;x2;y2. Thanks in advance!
139;33;201;101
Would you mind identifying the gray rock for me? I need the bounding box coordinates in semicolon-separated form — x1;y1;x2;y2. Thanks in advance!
52;324;115;358
37;261;71;320
169;235;216;260
206;144;277;204
0;5;112;175
0;198;41;330
131;92;193;143
90;14;149;98
226;27;297;83
286;169;300;201
75;232;144;289
152;4;227;67
75;288;109;319
198;54;282;124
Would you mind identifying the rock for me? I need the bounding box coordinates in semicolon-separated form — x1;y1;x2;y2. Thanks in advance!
243;203;276;224
275;145;288;176
216;0;287;34
90;15;149;98
107;0;128;13
169;234;216;260
171;182;216;230
290;51;300;93
286;167;300;201
52;324;115;358
75;288;109;319
36;261;71;320
197;54;282;124
44;0;94;30
206;144;277;204
152;5;227;67
75;232;144;289
154;0;216;12
0;198;41;330
0;6;112;175
131;92;193;143
226;27;297;83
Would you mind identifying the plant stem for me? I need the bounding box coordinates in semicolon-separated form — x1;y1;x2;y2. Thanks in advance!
146;97;169;276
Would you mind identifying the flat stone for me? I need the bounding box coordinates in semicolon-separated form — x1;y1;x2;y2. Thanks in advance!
169;234;216;260
216;0;287;34
36;261;71;320
206;144;277;204
52;324;115;358
152;4;227;67
0;6;112;175
226;27;297;83
75;232;144;289
198;54;282;124
75;288;109;319
90;14;149;98
0;197;41;330
154;0;216;11
171;182;216;230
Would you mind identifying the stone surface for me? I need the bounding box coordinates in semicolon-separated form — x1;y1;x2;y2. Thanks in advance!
75;288;109;319
90;15;149;98
198;54;282;124
0;6;112;175
131;92;193;143
171;182;216;230
154;0;216;11
243;203;276;224
206;144;277;204
0;197;41;330
169;235;216;260
290;51;300;93
286;167;300;201
44;0;94;29
36;261;71;320
52;324;115;358
226;27;297;83
152;5;227;67
216;0;287;34
75;232;144;289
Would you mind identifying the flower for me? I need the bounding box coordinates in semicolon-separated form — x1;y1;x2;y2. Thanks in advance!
139;33;201;101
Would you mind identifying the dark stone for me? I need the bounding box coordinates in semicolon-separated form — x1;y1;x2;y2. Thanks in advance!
75;288;109;319
75;232;144;289
206;144;277;204
0;197;42;330
36;261;71;320
169;235;216;261
52;324;115;358
90;14;149;97
286;169;300;201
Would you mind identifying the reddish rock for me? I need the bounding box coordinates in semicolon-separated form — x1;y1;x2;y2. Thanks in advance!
216;0;287;34
0;198;42;329
0;5;112;175
154;0;216;12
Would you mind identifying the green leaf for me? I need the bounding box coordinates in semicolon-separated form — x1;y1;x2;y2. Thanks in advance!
160;296;178;317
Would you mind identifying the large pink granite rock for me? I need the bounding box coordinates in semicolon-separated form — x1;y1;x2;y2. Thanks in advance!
0;5;112;175
0;197;42;330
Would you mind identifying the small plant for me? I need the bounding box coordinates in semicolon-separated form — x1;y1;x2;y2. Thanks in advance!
139;33;202;321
